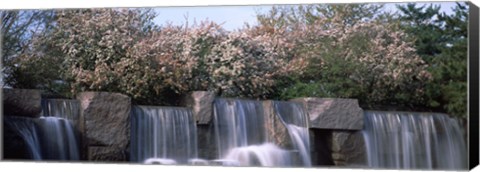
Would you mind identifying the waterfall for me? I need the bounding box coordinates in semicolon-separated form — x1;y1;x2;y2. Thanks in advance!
36;117;80;160
4;117;43;160
4;99;80;160
130;106;198;164
213;99;266;157
39;99;80;160
272;101;312;166
213;98;292;167
41;99;80;121
362;111;467;170
224;143;292;166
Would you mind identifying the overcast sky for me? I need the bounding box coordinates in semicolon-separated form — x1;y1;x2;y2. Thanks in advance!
153;2;459;31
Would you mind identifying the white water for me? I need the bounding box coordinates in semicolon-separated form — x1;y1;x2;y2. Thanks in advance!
362;111;467;170
144;158;177;165
273;101;312;166
209;159;241;166
285;124;311;166
41;99;80;121
213;99;299;167
5;99;80;160
37;117;80;160
6;117;43;160
39;99;80;160
224;143;292;167
131;106;198;164
213;99;267;158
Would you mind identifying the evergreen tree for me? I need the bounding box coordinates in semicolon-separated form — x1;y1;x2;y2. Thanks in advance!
396;2;468;117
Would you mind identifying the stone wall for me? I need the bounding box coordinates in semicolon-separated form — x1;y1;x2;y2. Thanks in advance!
76;92;131;162
196;124;218;160
262;100;294;150
329;130;367;166
179;91;217;160
3;88;42;118
292;97;367;167
2;89;368;166
309;129;335;166
10;88;466;169
180;91;215;125
2;89;48;160
291;98;363;130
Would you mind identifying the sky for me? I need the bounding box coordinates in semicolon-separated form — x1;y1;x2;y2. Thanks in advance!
153;2;460;31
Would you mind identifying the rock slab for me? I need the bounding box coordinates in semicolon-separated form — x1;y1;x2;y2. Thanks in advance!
329;131;367;166
180;91;215;124
88;146;128;161
77;91;131;161
262;100;293;150
291;98;363;130
3;89;42;118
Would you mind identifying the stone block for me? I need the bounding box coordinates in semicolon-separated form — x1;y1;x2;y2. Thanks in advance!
263;100;293;150
77;91;131;162
88;146;128;161
3;89;42;118
291;98;363;130
180;91;215;124
329;131;367;166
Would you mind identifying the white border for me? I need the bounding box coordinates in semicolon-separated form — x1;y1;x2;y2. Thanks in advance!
0;0;469;9
0;1;476;172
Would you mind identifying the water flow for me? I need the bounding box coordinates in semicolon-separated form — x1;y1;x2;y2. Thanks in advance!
213;99;266;158
36;117;80;160
40;99;80;160
273;101;312;166
362;111;467;170
213;99;292;167
224;143;292;166
4;117;42;160
5;99;81;160
131;106;198;164
42;99;80;121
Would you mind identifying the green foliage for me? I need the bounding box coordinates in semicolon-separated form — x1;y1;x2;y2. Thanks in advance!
259;4;431;107
1;10;57;89
8;9;296;105
3;3;468;114
397;2;468;118
265;3;468;118
396;3;445;62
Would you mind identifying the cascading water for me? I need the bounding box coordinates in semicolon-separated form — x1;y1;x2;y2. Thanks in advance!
41;99;80;121
213;98;292;167
4;99;80;160
39;99;80;160
272;101;312;167
130;106;198;164
362;111;467;170
35;117;80;160
4;116;43;160
224;143;292;166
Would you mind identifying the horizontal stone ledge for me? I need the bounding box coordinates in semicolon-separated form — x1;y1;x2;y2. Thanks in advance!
290;97;364;130
3;88;42;118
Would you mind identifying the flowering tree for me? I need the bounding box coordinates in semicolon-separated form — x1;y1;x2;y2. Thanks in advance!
257;4;432;106
55;9;155;92
133;21;298;99
12;8;299;104
1;10;57;89
9;5;441;108
10;9;164;103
